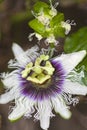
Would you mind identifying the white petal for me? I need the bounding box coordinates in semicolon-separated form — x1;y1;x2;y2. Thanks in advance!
8;97;35;121
12;43;39;66
37;100;52;130
0;90;15;104
12;43;30;66
51;95;71;119
2;71;19;89
52;50;86;75
64;79;87;95
12;43;24;56
26;45;39;61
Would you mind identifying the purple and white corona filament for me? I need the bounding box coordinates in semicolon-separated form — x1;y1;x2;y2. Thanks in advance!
0;43;87;130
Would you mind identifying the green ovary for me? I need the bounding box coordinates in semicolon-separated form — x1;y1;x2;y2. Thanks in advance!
21;55;55;84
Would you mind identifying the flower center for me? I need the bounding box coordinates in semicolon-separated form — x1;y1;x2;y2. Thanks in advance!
21;55;55;85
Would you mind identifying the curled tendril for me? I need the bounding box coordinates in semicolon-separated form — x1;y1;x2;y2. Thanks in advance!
66;20;76;26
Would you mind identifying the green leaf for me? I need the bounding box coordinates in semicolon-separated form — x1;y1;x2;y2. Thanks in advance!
64;27;87;70
50;13;65;37
11;11;32;24
29;19;45;34
33;1;49;14
33;1;52;19
53;26;65;38
0;0;4;3
29;2;66;39
50;13;64;27
29;19;49;37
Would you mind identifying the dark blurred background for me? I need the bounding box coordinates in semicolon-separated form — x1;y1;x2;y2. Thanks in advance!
0;0;87;130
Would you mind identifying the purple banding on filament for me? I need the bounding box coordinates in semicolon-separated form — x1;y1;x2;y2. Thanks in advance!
19;60;66;100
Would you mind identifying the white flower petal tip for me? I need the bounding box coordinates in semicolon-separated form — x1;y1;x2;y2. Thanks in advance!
59;110;72;119
64;80;87;95
78;50;86;57
72;50;87;65
0;91;14;104
53;50;86;75
12;43;24;56
8;106;26;121
52;96;72;120
8;115;22;122
40;117;50;130
38;100;52;130
64;50;86;64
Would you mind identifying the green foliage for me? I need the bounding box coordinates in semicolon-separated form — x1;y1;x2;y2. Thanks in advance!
29;12;65;38
33;1;49;14
28;1;65;40
50;13;65;37
0;0;4;3
64;27;87;70
11;11;32;24
29;19;48;37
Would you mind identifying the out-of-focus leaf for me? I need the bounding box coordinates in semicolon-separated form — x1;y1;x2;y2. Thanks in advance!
64;27;87;70
11;11;32;24
0;0;4;3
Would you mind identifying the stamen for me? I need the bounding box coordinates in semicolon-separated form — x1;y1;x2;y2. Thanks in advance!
21;55;55;85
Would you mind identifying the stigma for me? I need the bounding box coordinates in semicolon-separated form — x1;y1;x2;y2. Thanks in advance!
21;55;55;84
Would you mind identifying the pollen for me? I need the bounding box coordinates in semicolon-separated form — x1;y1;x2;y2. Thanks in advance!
21;55;55;84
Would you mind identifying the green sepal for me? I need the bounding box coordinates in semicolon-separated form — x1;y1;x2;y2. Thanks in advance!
52;26;65;38
29;2;65;39
33;1;49;14
29;19;46;36
50;13;64;26
50;13;65;37
64;27;87;70
29;19;51;37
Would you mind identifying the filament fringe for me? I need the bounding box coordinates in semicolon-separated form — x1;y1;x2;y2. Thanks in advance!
62;92;79;106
